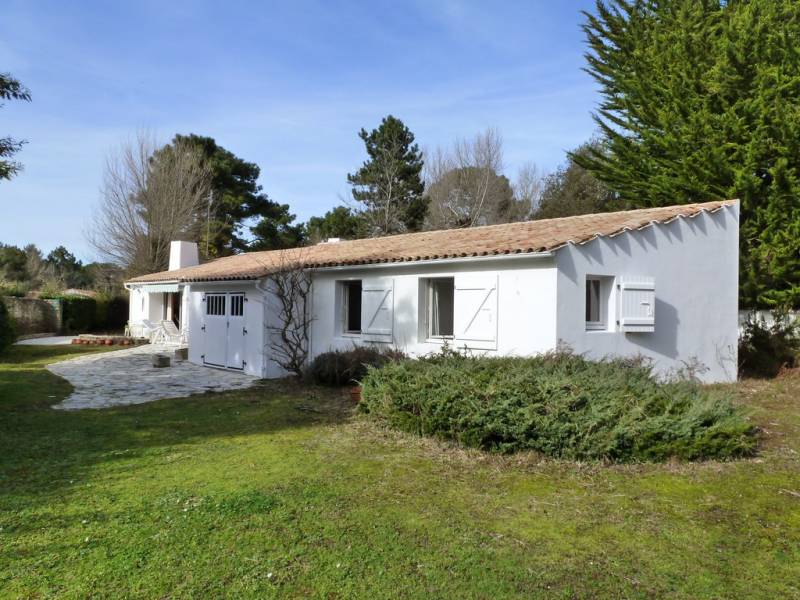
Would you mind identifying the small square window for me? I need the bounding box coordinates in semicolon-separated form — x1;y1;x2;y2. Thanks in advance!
427;278;454;338
342;280;362;333
206;294;226;316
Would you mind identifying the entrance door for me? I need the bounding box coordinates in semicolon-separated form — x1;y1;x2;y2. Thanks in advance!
202;292;246;370
225;293;245;370
203;293;228;367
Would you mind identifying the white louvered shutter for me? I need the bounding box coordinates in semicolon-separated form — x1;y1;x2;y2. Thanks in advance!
361;278;394;341
619;277;655;332
454;274;498;350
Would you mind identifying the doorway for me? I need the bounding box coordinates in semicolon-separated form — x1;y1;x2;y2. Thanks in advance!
202;292;246;370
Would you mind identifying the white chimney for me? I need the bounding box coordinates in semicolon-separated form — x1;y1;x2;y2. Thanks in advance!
168;241;200;271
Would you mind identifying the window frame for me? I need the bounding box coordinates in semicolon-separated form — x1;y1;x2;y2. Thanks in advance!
341;280;362;335
229;293;244;317
426;277;455;341
206;293;226;317
585;276;607;331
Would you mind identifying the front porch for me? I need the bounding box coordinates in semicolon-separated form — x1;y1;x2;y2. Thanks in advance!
127;283;188;344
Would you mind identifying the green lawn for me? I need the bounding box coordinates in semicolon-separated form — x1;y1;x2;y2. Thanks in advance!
1;346;798;599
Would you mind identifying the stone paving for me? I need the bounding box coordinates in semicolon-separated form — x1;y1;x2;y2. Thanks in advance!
47;344;258;410
16;336;74;345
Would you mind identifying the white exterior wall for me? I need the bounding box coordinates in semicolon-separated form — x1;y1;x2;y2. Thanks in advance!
185;282;266;378
128;205;738;383
554;204;739;383
127;287;168;328
308;257;559;361
128;287;147;325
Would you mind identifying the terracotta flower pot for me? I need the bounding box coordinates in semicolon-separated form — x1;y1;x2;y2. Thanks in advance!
349;386;362;403
105;339;113;346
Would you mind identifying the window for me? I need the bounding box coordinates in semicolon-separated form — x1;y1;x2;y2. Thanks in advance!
342;280;362;333
585;276;612;331
427;278;454;338
230;294;244;317
206;294;226;316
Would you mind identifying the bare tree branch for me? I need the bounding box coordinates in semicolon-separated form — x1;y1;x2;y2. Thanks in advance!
513;162;544;219
87;131;212;275
424;128;521;229
264;249;313;377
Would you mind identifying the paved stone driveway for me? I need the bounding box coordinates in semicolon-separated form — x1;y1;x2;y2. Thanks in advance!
48;344;258;410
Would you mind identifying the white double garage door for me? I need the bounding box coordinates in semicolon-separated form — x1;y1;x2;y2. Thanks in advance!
201;292;246;370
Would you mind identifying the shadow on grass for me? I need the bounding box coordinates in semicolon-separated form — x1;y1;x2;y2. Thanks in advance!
0;345;355;508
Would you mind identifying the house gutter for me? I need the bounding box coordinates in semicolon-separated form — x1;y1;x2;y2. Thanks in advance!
124;280;180;291
309;251;554;273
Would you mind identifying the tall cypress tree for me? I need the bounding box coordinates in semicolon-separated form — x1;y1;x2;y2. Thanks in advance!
577;0;800;308
348;115;426;236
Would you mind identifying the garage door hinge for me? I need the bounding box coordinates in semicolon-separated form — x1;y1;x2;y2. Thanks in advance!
201;325;206;331
243;361;247;366
243;327;248;335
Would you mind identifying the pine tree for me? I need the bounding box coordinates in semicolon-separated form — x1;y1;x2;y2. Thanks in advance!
0;73;31;180
577;0;800;307
348;116;426;236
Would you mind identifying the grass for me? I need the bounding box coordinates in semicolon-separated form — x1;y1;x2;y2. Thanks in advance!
1;345;798;599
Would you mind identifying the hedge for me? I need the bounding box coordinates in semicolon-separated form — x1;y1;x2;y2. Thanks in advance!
0;297;16;353
360;351;758;463
41;294;129;334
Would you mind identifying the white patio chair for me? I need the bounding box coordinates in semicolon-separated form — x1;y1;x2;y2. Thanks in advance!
155;320;183;345
138;319;160;341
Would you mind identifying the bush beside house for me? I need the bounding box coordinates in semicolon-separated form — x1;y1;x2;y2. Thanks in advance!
360;352;757;462
306;346;405;386
739;311;800;378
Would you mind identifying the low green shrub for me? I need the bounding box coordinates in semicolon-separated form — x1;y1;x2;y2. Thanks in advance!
307;346;406;386
0;281;28;297
739;310;800;378
0;297;16;352
360;351;757;462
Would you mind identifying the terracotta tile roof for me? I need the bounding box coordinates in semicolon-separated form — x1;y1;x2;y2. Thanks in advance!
127;200;736;284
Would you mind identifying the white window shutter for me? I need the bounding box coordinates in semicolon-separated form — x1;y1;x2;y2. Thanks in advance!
361;278;394;341
619;276;655;332
454;274;498;350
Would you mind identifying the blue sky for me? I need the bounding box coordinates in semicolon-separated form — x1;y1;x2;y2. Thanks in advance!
0;0;599;262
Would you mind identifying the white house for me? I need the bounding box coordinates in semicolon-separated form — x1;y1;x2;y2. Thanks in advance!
126;200;740;383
